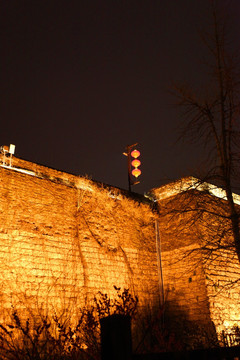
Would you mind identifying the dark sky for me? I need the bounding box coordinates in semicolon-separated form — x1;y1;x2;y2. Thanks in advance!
1;0;239;194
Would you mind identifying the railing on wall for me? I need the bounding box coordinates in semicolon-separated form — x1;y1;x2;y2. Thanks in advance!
220;328;240;347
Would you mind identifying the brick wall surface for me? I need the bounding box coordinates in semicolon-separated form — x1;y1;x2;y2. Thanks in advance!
153;185;240;342
1;155;240;348
0;155;158;322
204;249;240;333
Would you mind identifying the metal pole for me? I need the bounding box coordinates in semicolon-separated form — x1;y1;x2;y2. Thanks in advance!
124;143;138;193
127;147;132;192
155;219;164;307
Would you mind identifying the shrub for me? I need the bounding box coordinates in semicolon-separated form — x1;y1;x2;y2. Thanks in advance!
0;287;138;360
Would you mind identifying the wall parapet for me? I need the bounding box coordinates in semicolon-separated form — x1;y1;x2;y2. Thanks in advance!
148;176;240;205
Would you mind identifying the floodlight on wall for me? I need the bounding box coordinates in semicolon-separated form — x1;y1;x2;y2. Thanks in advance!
0;144;15;167
9;144;15;155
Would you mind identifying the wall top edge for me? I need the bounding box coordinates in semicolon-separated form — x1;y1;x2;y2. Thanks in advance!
147;176;240;205
0;154;152;205
3;154;238;206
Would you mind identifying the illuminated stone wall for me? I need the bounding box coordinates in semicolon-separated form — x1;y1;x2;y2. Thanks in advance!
154;193;216;345
204;250;240;335
1;155;240;347
152;182;240;343
0;155;158;322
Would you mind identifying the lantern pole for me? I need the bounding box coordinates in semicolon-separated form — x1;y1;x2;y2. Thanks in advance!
123;143;138;192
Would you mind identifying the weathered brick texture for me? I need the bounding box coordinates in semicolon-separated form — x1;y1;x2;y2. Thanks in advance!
152;180;240;343
1;156;240;348
0;155;158;322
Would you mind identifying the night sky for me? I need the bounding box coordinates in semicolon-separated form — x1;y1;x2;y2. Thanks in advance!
1;0;239;194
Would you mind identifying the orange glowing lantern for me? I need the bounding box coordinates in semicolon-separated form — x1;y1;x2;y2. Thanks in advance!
132;168;141;178
131;149;140;159
131;159;141;168
131;149;141;179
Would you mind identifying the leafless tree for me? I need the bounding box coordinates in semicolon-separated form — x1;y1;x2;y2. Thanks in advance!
172;1;240;264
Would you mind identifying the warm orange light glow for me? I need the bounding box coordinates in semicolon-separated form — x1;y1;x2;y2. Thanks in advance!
131;149;140;158
131;149;141;178
132;168;141;178
131;159;141;168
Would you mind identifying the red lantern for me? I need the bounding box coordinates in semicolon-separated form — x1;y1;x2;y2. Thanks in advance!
131;149;140;159
132;168;141;178
131;159;141;168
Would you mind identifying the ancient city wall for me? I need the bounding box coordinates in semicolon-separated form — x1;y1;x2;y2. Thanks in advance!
196;204;240;338
204;249;240;337
1;155;240;348
155;192;216;346
0;155;158;323
152;182;240;344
